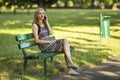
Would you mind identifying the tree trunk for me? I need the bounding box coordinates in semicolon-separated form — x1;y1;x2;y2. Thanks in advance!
90;0;95;8
12;0;16;14
64;0;68;8
0;6;1;13
72;0;75;8
38;0;44;8
37;0;47;11
13;6;16;14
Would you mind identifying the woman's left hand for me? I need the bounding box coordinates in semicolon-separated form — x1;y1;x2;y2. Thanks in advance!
44;15;48;23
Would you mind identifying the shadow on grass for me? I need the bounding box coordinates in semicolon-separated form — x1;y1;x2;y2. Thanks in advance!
111;35;120;39
0;30;112;79
54;56;120;80
54;28;99;36
0;12;32;29
71;42;112;65
48;9;120;27
0;33;48;79
0;9;120;30
0;33;68;79
0;9;119;79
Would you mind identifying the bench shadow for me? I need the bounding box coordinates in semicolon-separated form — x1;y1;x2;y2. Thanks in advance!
0;30;113;80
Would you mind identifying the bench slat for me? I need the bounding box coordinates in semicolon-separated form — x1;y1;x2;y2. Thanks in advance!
18;41;36;49
15;33;75;75
16;33;34;41
49;36;55;40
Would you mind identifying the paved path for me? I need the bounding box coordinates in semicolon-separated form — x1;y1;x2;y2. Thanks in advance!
53;56;120;80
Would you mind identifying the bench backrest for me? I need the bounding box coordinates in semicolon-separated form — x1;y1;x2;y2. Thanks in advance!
15;33;55;56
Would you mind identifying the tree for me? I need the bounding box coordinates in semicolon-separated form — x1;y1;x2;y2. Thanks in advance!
99;0;105;9
112;0;119;10
35;0;57;9
90;0;95;8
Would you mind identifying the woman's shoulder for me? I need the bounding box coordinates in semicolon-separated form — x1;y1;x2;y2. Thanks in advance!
32;24;39;30
32;23;37;26
32;23;39;28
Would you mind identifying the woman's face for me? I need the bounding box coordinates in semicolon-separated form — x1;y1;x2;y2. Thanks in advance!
37;10;45;20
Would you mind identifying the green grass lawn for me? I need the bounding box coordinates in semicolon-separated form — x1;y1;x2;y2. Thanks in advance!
0;9;120;80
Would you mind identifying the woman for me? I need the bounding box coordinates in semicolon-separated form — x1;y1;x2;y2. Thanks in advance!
32;8;79;75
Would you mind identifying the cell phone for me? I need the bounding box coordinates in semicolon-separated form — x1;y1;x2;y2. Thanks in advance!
44;15;46;19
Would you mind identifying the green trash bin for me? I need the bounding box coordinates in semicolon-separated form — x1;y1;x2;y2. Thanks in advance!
100;14;111;38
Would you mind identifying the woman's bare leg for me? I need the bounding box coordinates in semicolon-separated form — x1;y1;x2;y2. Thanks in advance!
58;45;69;65
58;39;79;75
63;39;74;66
58;39;74;66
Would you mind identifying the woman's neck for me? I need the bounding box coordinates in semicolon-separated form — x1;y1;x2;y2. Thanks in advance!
38;20;45;27
38;20;43;24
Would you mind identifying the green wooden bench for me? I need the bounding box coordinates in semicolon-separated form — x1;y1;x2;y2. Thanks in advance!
15;33;74;75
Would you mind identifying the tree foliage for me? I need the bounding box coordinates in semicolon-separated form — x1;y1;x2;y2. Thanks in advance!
0;0;120;10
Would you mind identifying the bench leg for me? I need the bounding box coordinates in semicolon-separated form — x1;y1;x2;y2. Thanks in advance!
44;59;47;75
23;59;27;71
70;46;75;53
50;57;53;62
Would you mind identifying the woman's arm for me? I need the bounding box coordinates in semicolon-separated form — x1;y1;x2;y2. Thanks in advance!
46;21;54;35
45;16;54;35
32;23;55;44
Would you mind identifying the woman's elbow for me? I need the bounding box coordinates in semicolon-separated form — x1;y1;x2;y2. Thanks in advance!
50;33;53;35
50;32;54;35
35;39;39;44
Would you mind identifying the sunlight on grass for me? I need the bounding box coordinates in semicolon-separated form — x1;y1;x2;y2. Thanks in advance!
23;75;36;80
0;9;120;80
0;72;9;80
0;29;32;35
3;20;20;26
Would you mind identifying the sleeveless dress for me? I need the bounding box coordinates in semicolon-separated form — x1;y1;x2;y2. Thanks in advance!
38;25;64;53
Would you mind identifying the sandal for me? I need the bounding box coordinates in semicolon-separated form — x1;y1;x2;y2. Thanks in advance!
68;71;80;76
68;64;78;69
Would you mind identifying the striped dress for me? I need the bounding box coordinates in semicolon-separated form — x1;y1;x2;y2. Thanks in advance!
38;25;64;53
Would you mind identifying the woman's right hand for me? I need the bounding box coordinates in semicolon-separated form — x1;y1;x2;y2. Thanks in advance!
44;15;48;23
51;40;56;43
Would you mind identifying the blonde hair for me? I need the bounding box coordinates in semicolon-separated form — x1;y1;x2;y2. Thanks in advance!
32;8;46;25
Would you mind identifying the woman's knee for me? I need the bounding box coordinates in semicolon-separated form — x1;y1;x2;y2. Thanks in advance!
63;39;69;44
